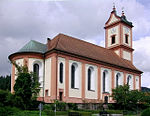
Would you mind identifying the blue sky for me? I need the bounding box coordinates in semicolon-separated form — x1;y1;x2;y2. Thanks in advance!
0;0;150;87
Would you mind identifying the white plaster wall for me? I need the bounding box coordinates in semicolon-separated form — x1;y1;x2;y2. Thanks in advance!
114;71;123;88
100;68;112;99
108;25;119;47
44;58;51;96
69;60;82;98
85;64;97;99
15;59;24;80
123;26;131;46
126;74;133;90
123;51;131;61
108;14;119;25
57;57;65;96
114;50;120;56
135;76;139;90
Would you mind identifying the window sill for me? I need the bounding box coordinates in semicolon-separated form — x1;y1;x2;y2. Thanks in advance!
88;90;95;92
102;92;109;94
71;88;79;90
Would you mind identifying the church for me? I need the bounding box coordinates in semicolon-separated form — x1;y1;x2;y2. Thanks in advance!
9;7;142;103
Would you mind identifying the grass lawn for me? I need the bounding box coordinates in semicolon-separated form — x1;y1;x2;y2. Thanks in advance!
13;110;47;116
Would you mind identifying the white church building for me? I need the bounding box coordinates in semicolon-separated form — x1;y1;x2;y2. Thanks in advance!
9;7;142;103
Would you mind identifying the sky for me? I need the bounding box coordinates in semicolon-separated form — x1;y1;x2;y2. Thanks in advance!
0;0;150;87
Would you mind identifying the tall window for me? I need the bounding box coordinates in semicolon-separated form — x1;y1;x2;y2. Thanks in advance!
71;63;79;89
127;75;131;85
88;68;91;90
59;63;63;83
103;71;106;92
71;65;75;88
87;67;95;91
136;77;139;90
33;63;39;78
116;73;121;88
111;35;115;44
103;70;109;93
125;35;129;44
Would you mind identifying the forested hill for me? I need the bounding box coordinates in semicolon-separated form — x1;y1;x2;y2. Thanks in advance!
141;87;150;92
0;75;11;91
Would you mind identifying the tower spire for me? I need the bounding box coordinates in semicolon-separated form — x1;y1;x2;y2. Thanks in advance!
122;7;125;16
113;2;116;11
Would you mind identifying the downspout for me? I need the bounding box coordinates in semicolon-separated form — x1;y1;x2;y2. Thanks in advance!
56;53;58;100
43;54;45;102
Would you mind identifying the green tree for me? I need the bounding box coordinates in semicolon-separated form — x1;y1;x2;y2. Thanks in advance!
111;85;144;110
13;62;40;109
0;75;11;91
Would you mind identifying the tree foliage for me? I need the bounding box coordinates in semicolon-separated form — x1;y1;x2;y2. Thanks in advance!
0;75;11;91
111;85;144;110
13;62;40;109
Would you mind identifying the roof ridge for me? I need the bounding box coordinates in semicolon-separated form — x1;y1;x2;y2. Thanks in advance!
55;34;61;49
58;33;107;50
30;39;46;46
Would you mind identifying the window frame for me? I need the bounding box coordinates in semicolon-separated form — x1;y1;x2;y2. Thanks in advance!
59;62;63;84
33;63;39;78
125;34;129;44
111;35;116;45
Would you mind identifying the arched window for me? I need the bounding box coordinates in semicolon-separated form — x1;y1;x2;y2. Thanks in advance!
127;75;131;85
33;63;39;78
59;63;63;83
136;77;139;90
116;73;121;88
88;68;91;90
71;63;79;89
87;67;95;91
103;71;106;92
33;61;43;87
103;70;109;93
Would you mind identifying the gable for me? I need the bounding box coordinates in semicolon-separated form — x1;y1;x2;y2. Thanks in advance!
106;13;120;26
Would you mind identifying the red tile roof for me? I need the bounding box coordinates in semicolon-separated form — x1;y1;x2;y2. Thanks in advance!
47;33;142;74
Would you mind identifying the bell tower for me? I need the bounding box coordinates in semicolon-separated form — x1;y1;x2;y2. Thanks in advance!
104;6;134;63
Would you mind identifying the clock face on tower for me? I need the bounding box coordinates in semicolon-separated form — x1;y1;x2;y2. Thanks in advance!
111;28;116;34
125;27;129;33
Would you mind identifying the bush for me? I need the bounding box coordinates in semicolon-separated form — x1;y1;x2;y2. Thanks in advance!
0;106;20;116
68;103;78;110
55;100;66;111
68;111;92;116
14;110;47;116
106;110;123;114
44;110;68;116
141;108;150;116
0;90;10;106
44;104;55;110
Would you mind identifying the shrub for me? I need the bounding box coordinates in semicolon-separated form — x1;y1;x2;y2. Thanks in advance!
141;108;150;116
68;103;78;110
54;100;66;111
106;110;123;114
0;106;20;116
68;111;92;116
44;104;55;111
0;90;10;106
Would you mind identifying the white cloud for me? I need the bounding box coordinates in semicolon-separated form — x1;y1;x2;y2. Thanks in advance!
133;36;150;87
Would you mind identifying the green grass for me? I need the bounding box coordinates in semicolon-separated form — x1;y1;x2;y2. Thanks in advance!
13;110;47;116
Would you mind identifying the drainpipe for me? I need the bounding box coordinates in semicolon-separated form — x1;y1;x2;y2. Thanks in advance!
43;55;45;102
56;53;58;100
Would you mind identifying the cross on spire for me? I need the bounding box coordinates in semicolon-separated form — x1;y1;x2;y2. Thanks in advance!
113;2;116;11
122;7;125;16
